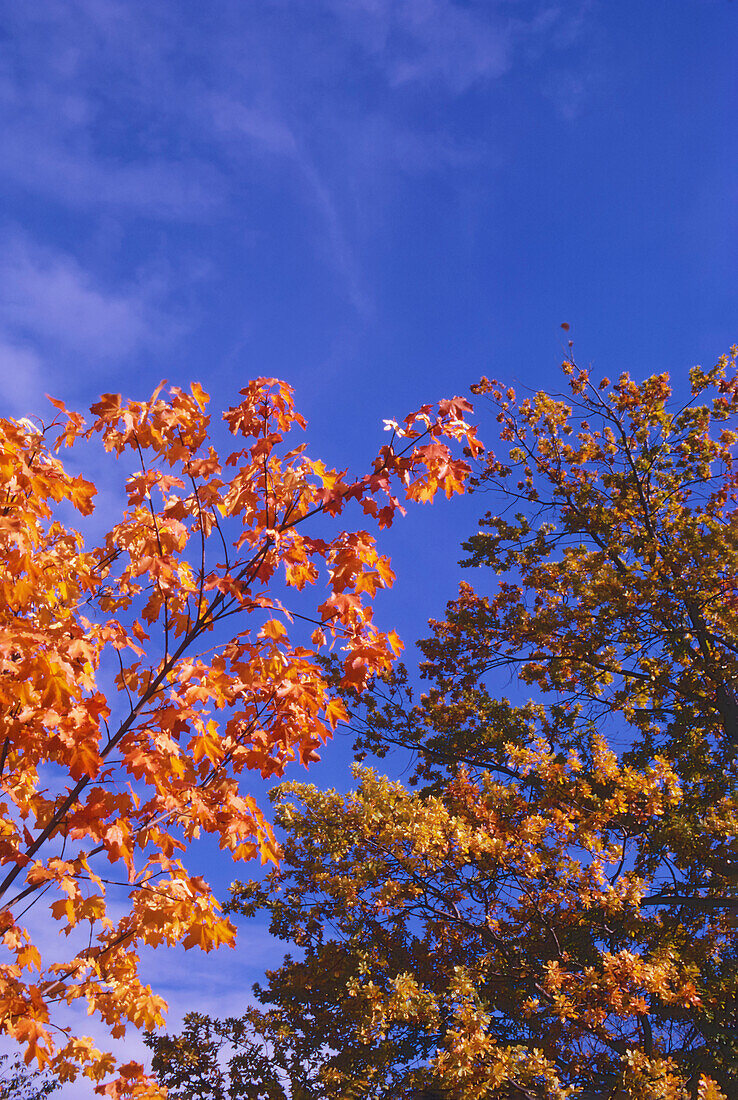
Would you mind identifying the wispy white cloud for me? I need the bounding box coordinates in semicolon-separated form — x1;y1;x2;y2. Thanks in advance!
323;0;515;92
0;233;181;416
0;238;161;359
0;134;224;220
0;0;224;220
209;95;299;158
206;94;370;312
0;340;46;417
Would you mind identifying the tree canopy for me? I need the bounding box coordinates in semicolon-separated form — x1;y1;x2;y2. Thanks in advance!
0;379;478;1097
160;351;738;1099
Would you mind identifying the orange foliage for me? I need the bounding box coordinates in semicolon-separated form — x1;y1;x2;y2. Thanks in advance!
0;379;479;1095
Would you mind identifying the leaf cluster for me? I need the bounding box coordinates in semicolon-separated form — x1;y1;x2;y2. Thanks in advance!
0;381;479;1096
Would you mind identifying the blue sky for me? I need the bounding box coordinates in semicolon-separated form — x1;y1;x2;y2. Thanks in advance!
1;0;737;1089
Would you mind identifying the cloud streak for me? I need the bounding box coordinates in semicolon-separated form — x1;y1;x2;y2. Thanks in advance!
322;0;515;91
0;238;161;359
0;233;180;416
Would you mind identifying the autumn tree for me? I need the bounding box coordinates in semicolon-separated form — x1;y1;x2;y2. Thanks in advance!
184;350;738;1099
0;378;479;1097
